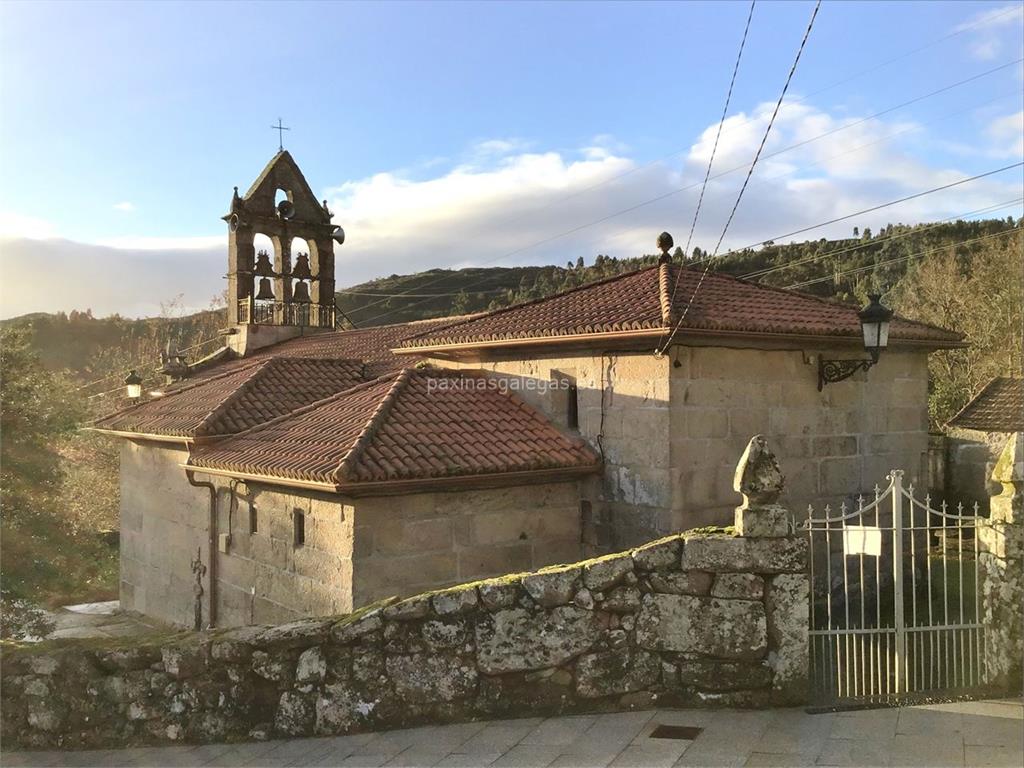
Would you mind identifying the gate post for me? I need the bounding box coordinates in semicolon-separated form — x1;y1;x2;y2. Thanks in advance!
891;470;906;695
733;436;809;704
979;432;1024;692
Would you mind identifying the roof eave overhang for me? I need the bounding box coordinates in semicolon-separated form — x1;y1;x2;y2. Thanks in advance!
946;420;1021;434
391;327;966;356
182;462;602;497
86;426;193;445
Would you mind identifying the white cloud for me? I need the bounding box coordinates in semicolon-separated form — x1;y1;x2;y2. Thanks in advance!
0;211;59;239
113;201;136;212
954;3;1024;61
0;237;223;319
988;110;1024;158
2;104;1021;320
95;235;222;250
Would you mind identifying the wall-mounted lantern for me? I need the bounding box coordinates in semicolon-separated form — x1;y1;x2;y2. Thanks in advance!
124;370;143;400
818;294;893;391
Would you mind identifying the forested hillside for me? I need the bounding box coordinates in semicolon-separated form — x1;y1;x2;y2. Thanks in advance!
336;217;1021;326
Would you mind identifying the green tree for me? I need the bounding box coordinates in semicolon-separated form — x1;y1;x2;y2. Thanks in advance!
889;229;1023;426
0;329;117;615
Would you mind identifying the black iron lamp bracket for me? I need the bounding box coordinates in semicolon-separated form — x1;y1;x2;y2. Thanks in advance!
818;352;879;391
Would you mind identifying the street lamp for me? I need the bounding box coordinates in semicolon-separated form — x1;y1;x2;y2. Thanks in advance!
124;370;143;400
818;294;893;390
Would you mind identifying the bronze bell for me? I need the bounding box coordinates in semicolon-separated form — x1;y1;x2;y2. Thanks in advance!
292;252;312;280
255;277;275;300
292;280;311;303
254;250;274;276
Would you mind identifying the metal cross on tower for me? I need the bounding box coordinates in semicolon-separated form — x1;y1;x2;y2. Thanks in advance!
271;118;290;151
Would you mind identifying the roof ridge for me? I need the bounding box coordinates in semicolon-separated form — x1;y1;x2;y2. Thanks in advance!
194;358;280;437
92;357;265;427
397;264;662;348
190;371;400;447
673;263;962;340
657;262;675;327
333;368;414;483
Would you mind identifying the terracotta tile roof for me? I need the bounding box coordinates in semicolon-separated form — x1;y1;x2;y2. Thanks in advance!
189;368;601;491
947;377;1024;433
91;317;464;439
396;264;963;350
248;317;463;375
94;358;366;439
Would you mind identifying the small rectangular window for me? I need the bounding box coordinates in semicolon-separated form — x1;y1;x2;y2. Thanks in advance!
293;509;305;547
249;503;258;534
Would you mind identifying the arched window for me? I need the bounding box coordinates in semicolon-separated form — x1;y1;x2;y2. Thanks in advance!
252;233;278;323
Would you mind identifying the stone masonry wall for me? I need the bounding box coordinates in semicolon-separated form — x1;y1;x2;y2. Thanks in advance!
979;433;1024;692
119;443;356;629
669;348;930;529
430;346;931;549
119;442;214;626
351;482;582;607
121;444;583;629
427;352;671;551
0;529;808;750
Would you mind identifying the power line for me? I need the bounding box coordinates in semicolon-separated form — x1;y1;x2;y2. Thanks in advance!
488;3;1024;231
665;0;756;330
783;228;1021;290
657;0;822;357
348;58;1020;326
740;198;1023;282
693;161;1024;264
338;287;508;298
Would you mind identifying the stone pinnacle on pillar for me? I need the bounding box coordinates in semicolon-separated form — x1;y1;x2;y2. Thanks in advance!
733;435;790;537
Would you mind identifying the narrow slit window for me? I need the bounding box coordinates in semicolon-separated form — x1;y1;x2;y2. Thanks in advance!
293;509;305;547
567;380;579;430
248;503;258;535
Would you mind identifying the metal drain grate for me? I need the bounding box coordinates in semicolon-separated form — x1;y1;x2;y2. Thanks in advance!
649;724;703;740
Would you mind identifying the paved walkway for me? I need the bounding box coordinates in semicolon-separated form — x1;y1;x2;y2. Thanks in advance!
43;601;167;641
3;699;1020;768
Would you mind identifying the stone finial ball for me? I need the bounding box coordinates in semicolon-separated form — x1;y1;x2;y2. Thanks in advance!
657;231;674;253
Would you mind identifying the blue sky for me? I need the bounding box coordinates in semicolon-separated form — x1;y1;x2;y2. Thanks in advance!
1;0;1021;318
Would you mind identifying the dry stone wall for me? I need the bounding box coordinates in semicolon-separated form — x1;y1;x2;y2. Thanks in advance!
1;529;808;750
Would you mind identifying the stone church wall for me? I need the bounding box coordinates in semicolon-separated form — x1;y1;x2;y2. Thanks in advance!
669;347;931;529
119;443;584;629
0;528;810;750
118;443;355;629
430;346;930;550
350;482;582;607
119;442;213;627
426;352;672;553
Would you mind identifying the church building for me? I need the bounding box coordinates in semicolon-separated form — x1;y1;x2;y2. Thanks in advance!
93;152;963;629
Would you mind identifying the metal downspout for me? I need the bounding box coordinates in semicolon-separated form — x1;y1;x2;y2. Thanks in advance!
185;459;218;629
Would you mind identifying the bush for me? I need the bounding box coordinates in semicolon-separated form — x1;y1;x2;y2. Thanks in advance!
0;593;55;641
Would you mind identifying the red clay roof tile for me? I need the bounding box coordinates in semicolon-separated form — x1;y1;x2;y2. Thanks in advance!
188;368;601;490
94;357;365;439
947;377;1023;433
91;316;462;439
396;264;963;350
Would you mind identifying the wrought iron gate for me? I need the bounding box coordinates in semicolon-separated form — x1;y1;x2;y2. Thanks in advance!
804;470;987;706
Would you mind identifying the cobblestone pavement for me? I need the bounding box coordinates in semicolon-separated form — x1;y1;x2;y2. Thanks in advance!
3;698;1020;768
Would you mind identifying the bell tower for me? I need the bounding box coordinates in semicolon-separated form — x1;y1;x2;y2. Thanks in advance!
223;151;345;353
